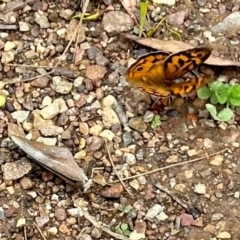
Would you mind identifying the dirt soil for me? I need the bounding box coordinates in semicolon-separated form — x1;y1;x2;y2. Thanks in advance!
1;0;240;240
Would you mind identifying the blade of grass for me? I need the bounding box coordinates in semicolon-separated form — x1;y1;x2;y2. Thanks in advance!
139;1;148;37
72;9;101;21
165;21;181;41
146;16;166;38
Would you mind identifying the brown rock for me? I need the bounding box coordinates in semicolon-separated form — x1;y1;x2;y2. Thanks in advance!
167;11;186;26
101;183;124;198
8;123;25;138
35;215;49;227
6;205;19;217
59;224;70;234
79;122;89;136
55;208;67;221
75;95;87;108
19;177;34;189
86;65;107;87
180;213;194;226
31;76;49;88
128;117;147;132
134;220;146;234
57;112;69;126
89;136;102;151
42;171;54;182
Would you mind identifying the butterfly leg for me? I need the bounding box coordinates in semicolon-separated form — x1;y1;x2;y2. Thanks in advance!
167;76;209;96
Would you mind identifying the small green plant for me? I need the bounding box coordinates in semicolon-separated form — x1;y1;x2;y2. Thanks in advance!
197;80;240;122
118;204;132;217
139;1;148;37
151;115;161;129
115;223;132;237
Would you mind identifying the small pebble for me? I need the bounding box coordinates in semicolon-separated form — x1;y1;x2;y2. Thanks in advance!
123;153;136;165
16;218;26;227
194;183;206;194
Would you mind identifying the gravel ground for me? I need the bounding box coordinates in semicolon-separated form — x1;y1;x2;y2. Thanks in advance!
0;0;240;239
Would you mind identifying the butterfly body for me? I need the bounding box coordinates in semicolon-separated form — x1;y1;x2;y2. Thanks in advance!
126;47;212;97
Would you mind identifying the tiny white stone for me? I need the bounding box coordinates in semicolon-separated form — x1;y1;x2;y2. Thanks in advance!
47;227;58;235
67;208;80;217
16;218;26;227
27;191;37;198
11;110;29;123
153;0;175;5
156;211;168;221
194;183;206;194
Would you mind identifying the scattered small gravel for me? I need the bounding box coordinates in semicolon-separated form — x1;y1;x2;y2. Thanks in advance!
0;0;240;239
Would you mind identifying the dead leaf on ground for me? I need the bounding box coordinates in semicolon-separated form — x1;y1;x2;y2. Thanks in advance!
11;135;88;185
122;33;240;67
120;0;138;25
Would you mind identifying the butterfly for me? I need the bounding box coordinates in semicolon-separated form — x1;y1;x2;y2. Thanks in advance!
126;47;212;97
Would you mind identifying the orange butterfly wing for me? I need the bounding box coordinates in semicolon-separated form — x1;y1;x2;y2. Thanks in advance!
164;47;212;96
126;51;171;97
126;51;169;83
164;47;212;80
126;47;212;97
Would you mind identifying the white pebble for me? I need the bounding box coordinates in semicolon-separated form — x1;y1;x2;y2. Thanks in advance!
194;183;206;194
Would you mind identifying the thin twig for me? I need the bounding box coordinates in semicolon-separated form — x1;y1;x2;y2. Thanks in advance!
78;227;88;238
7;63;54;69
104;139;132;196
73;0;90;61
33;222;47;240
55;0;89;67
2;71;54;84
110;148;228;183
74;198;130;240
119;0;147;38
5;0;90;84
24;225;27;240
0;24;17;30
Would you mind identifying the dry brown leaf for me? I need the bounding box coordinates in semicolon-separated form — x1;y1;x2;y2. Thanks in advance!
120;0;136;17
11;135;88;185
120;0;138;25
122;33;240;67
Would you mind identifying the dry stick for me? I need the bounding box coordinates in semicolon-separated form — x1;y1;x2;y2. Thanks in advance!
0;24;17;30
111;148;228;183
6;0;90;84
73;0;90;61
33;222;47;240
2;72;52;84
73;198;130;240
104;139;132;196
119;0;147;38
23;225;27;240
56;0;90;67
7;63;55;69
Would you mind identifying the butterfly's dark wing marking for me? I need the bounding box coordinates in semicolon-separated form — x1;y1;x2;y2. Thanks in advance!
164;47;212;80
